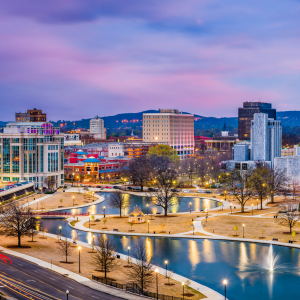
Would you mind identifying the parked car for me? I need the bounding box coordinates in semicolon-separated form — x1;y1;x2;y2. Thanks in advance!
105;186;112;189
127;186;133;190
182;189;189;193
171;188;178;192
113;186;120;189
197;189;205;193
205;190;213;194
133;187;141;191
148;187;156;191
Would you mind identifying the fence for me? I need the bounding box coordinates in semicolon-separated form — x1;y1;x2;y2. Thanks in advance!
92;275;185;300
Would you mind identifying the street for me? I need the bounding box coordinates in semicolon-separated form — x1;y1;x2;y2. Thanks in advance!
0;253;122;300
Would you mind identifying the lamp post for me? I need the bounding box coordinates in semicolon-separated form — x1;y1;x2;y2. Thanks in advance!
189;202;192;213
252;204;253;215
243;224;245;238
78;246;81;273
36;198;38;210
103;206;106;217
182;282;185;300
88;210;91;228
146;204;149;215
224;190;227;201
92;191;95;202
223;280;227;299
59;226;62;238
164;260;168;277
155;268;159;300
230;205;232;214
73;196;75;206
127;246;130;263
148;220;150;233
66;290;69;300
192;221;195;235
92;235;95;250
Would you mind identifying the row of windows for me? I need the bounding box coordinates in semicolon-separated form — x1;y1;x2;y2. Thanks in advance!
48;145;58;150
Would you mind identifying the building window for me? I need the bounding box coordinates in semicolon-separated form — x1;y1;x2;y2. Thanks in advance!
12;145;20;173
3;138;10;173
235;163;241;170
242;163;248;170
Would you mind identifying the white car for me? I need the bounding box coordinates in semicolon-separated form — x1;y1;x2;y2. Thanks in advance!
182;189;189;193
197;189;205;193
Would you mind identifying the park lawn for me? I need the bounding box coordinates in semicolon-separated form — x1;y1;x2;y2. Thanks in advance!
26;192;95;211
0;234;206;299
83;213;203;234
202;215;300;243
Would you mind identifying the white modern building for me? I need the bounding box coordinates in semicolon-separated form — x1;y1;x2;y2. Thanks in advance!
0;122;64;189
108;143;124;157
90;116;106;139
143;109;194;158
64;134;81;146
251;113;282;166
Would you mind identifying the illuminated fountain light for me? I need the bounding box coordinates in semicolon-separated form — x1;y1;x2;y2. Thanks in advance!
262;245;280;272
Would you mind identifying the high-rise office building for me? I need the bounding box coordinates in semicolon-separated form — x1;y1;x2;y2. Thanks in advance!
16;108;47;122
0;122;64;189
238;102;276;140
143;109;194;158
90;116;106;139
251;113;282;166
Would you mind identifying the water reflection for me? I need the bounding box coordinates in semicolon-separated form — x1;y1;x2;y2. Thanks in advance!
189;240;200;270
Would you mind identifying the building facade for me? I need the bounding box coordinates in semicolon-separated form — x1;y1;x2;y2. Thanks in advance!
143;109;194;158
238;102;276;140
274;156;300;184
90;116;105;138
16;108;47;123
0;122;64;189
251;113;282;166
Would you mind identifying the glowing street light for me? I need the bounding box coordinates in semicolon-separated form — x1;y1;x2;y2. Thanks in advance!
155;268;159;299
164;260;168;277
242;224;245;238
223;280;227;299
148;220;150;233
182;282;185;300
189;202;192;213
78;246;81;273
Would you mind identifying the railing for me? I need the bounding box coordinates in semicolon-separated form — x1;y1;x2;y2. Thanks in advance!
92;275;185;300
21;212;89;217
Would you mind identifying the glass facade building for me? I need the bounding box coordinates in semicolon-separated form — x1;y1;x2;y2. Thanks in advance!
0;122;64;189
238;102;276;140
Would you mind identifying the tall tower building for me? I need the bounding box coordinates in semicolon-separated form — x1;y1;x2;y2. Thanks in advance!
238;102;276;140
90;116;105;139
251;113;282;166
143;109;194;159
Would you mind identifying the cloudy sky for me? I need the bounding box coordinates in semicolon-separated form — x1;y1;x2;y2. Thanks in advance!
1;0;300;121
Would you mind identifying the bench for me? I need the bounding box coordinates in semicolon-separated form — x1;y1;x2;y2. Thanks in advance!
113;229;119;232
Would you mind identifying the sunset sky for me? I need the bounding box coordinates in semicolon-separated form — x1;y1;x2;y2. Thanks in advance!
1;0;300;121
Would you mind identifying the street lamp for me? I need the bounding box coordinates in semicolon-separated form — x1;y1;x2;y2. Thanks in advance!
88;210;91;228
36;198;38;210
59;226;62;238
148;220;150;233
243;224;245;238
73;196;75;206
189;202;192;213
154;268;159;300
103;206;106;217
127;246;130;263
66;290;69;300
192;221;195;235
146;204;149;215
78;246;81;273
252;204;253;215
223;280;227;300
224;190;227;201
92;235;95;250
182;282;185;300
164;260;168;277
230;205;232;214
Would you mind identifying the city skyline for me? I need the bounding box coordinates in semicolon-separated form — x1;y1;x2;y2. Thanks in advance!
1;0;300;121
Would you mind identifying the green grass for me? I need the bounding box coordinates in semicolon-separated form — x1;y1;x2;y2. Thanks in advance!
70;220;79;226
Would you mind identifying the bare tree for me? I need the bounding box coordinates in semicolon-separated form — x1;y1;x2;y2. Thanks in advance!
290;180;300;200
126;156;153;191
0;201;34;247
265;167;289;203
250;166;269;209
27;218;37;242
94;235;116;278
125;240;154;293
108;192;130;218
278;203;299;233
221;169;254;213
195;158;209;186
58;237;73;263
148;168;179;216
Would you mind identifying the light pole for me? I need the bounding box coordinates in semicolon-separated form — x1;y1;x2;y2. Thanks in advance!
66;290;69;300
148;220;150;233
224;191;227;201
103;206;106;217
155;268;159;300
182;282;185;300
127;246;130;263
59;226;62;238
88;210;91;228
92;235;95;250
146;204;149;215
189;202;192;213
36;198;38;210
78;246;81;273
252;204;253;215
223;280;227;299
230;205;232;214
164;260;168;277
243;224;245;238
73;196;75;206
192;221;195;235
92;191;95;202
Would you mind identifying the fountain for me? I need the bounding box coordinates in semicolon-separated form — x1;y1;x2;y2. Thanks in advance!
262;245;280;272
